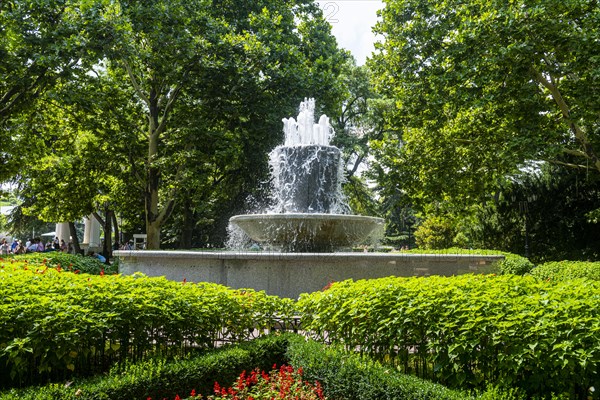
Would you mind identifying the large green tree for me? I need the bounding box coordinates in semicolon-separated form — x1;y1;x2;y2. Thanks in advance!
5;0;346;249
0;0;101;179
370;0;600;213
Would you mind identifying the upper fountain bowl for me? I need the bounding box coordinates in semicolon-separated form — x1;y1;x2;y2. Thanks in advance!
230;213;384;252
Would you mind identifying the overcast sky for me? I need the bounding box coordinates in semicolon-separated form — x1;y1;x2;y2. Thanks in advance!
316;0;384;65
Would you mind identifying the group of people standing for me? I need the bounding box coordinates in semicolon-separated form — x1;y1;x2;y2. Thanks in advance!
0;236;70;255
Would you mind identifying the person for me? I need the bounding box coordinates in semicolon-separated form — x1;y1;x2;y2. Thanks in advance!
53;237;60;250
11;238;18;253
60;239;67;252
88;250;106;263
14;240;25;254
36;238;45;252
0;238;9;255
27;238;39;253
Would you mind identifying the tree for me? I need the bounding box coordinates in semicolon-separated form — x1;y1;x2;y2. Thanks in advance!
84;0;346;248
0;1;101;180
5;0;347;249
370;0;600;213
467;166;600;262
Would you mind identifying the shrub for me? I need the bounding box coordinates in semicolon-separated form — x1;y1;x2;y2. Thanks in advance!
493;252;534;275
297;275;600;398
285;336;471;400
530;260;600;281
0;334;292;400
414;216;455;249
0;265;294;388
11;252;116;275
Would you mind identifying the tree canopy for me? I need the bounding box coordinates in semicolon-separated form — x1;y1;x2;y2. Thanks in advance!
2;0;348;249
370;0;600;213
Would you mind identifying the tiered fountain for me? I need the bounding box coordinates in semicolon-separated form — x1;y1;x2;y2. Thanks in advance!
115;99;503;299
229;98;384;252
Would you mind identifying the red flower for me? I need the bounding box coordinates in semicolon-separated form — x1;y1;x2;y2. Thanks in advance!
190;389;196;396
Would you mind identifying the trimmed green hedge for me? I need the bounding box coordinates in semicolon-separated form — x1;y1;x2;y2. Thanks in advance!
0;263;294;388
286;335;472;400
297;275;600;398
0;334;291;400
530;260;600;281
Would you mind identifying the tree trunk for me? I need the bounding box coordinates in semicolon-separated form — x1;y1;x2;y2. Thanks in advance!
145;164;161;249
103;210;112;259
112;212;120;249
179;197;194;249
68;222;81;255
93;209;113;261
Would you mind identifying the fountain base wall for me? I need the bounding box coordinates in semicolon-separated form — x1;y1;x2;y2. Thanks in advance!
114;250;503;299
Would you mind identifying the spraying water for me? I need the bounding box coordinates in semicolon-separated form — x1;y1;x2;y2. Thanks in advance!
229;98;383;252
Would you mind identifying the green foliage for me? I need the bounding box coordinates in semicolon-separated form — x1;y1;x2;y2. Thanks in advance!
11;252;116;275
0;334;292;400
0;263;294;388
413;216;455;249
286;335;471;400
297;275;600;398
493;253;534;275
530;261;600;282
479;168;600;263
369;0;600;215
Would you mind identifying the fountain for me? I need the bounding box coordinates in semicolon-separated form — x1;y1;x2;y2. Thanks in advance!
229;98;384;252
114;99;503;299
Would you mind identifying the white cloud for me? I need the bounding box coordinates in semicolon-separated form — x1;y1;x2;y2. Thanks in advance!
317;1;384;65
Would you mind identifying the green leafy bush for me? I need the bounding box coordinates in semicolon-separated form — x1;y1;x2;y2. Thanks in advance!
0;334;292;400
0;264;294;388
297;275;600;398
493;252;534;275
11;252;116;275
530;260;600;281
414;216;455;249
286;335;471;400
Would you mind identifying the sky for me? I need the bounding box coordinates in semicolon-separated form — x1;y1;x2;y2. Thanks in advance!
316;0;384;65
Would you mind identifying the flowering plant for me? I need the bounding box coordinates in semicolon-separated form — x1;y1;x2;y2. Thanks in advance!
172;365;326;400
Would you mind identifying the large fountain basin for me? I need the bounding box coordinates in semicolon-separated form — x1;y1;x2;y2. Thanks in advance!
230;213;384;252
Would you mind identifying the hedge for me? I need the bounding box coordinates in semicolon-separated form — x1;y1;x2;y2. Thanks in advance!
297;274;600;398
0;334;291;400
530;260;600;282
286;335;472;400
10;252;116;275
0;262;294;388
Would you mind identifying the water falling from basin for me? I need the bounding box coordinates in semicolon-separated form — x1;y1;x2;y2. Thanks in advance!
229;98;384;252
